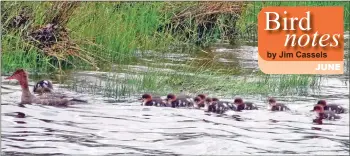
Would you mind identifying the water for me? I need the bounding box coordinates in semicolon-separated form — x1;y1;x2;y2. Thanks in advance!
1;44;349;155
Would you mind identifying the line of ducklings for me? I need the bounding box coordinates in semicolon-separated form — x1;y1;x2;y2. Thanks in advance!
139;93;347;124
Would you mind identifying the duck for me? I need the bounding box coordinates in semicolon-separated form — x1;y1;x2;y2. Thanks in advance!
204;97;231;114
5;69;87;106
312;104;341;124
204;97;218;113
166;93;194;108
193;94;206;108
267;97;290;111
139;94;167;107
33;80;53;94
32;80;78;100
233;97;258;111
315;100;346;114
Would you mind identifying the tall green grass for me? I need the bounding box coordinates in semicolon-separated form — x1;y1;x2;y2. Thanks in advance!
4;1;344;98
1;30;53;74
63;65;322;99
2;1;348;72
67;2;173;64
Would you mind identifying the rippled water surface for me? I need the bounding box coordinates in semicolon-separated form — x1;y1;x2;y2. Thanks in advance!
2;44;349;155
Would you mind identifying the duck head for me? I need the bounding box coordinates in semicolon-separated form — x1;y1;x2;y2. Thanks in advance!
204;97;213;105
140;94;152;104
204;97;213;110
268;97;277;106
197;94;206;100
6;69;29;89
166;93;176;105
313;104;325;114
234;97;244;105
317;100;327;107
194;96;202;107
312;104;325;124
193;94;206;107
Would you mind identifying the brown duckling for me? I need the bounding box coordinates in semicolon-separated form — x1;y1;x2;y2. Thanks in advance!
140;94;167;107
268;97;290;111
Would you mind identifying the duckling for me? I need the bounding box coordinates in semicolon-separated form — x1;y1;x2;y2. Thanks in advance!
267;97;290;111
140;94;167;107
315;100;346;114
33;80;53;94
166;93;194;108
233;97;258;111
312;104;341;124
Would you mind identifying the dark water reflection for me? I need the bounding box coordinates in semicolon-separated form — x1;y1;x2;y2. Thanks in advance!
1;44;349;155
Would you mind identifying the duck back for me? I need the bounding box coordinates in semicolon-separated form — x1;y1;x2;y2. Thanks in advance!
171;97;194;108
324;104;346;114
244;102;258;110
271;103;290;111
214;101;230;114
319;110;341;120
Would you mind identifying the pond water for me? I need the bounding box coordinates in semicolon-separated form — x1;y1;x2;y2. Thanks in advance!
1;43;349;155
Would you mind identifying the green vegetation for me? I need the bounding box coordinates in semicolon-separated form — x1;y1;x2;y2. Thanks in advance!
2;1;349;98
62;68;321;99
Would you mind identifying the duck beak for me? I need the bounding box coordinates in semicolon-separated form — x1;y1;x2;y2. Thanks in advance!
5;73;18;80
5;76;14;80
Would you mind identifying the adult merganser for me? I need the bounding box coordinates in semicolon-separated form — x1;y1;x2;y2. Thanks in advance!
233;97;258;111
166;93;194;108
267;97;290;111
6;69;87;106
312;104;341;124
315;100;346;114
140;94;167;106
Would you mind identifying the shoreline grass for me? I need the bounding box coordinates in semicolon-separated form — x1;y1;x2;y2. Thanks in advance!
2;1;349;73
2;2;349;98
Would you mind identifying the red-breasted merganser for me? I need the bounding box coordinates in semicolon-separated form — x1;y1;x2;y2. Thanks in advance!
166;93;194;108
233;97;258;111
204;97;231;114
33;80;53;94
268;97;290;111
193;94;206;108
315;100;346;114
6;69;87;106
312;104;341;124
139;94;167;106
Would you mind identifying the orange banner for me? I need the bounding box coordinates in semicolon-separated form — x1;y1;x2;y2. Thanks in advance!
258;7;344;74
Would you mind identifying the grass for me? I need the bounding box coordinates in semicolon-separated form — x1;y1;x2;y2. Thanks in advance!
1;32;53;74
3;2;348;98
62;65;322;99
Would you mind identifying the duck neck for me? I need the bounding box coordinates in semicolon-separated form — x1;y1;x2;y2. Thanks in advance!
19;78;34;104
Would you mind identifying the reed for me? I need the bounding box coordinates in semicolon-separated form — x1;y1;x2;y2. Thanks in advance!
4;2;346;98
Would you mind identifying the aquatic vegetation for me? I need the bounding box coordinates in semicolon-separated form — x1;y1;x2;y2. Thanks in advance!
60;66;322;99
2;1;348;98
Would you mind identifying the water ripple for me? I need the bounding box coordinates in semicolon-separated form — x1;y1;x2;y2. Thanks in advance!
2;75;349;155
